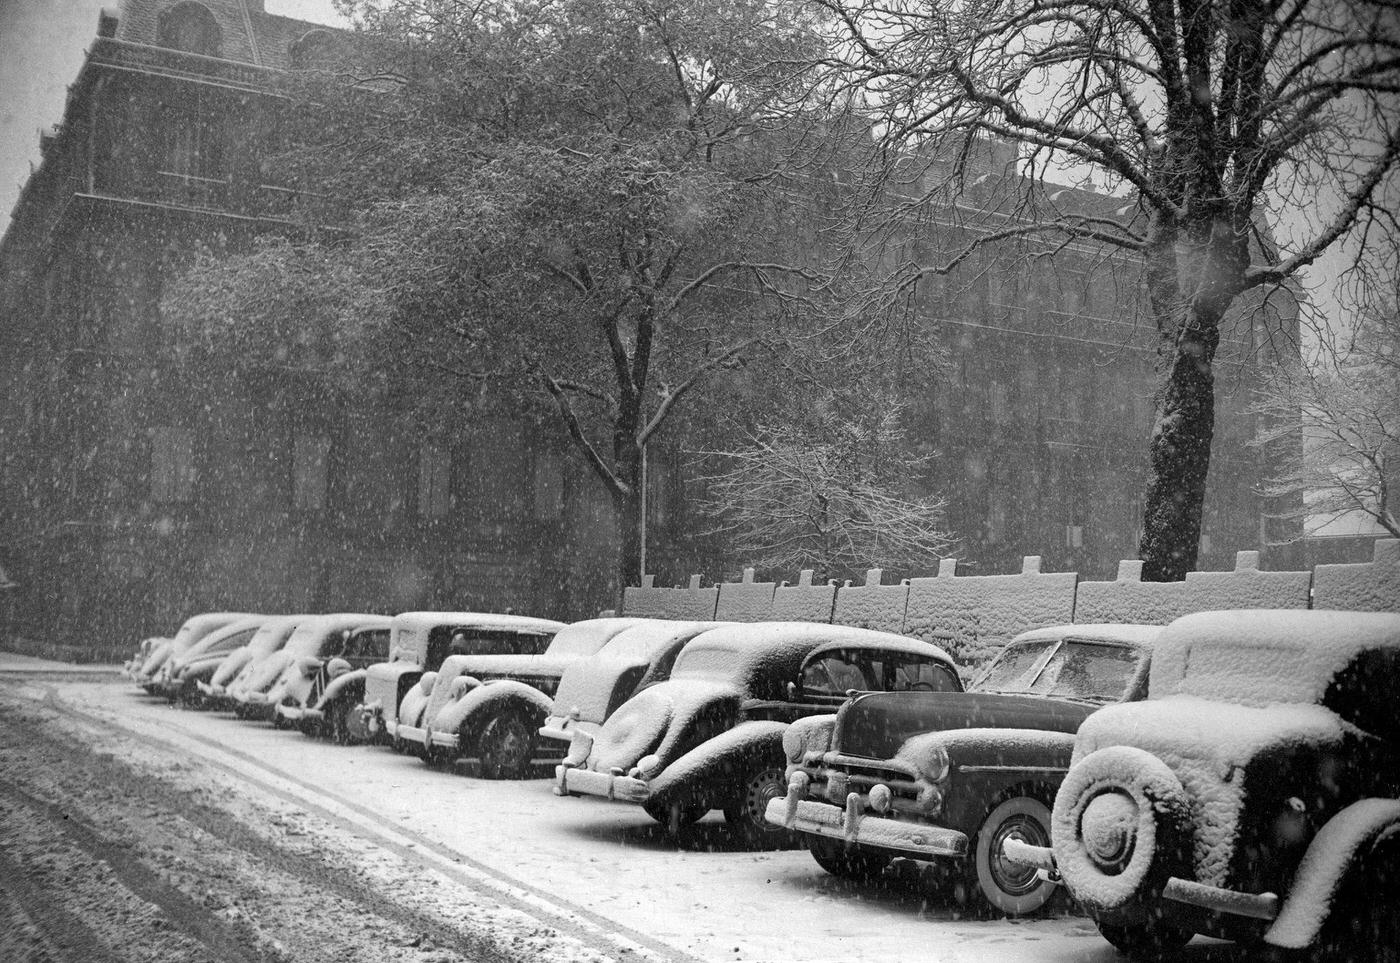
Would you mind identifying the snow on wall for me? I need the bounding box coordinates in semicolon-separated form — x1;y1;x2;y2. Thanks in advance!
621;574;720;620
770;570;837;623
832;569;909;634
1074;552;1311;626
715;568;777;622
1312;538;1400;613
903;556;1078;666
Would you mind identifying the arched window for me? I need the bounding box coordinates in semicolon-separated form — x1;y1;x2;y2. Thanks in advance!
157;2;221;57
290;29;340;70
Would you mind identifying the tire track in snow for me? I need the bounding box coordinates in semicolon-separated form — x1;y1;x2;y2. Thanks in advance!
16;682;708;963
0;778;272;963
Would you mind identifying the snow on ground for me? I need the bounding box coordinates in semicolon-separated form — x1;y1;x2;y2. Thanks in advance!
26;678;1220;963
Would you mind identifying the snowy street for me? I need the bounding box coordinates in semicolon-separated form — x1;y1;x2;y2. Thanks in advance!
0;673;1268;963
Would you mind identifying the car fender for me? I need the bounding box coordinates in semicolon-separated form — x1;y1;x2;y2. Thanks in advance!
434;679;551;737
1265;798;1400;950
317;669;367;711
649;720;789;807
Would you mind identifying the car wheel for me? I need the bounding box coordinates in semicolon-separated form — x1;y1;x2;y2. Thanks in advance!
477;712;535;779
329;699;353;745
643;797;709;834
1315;828;1400;963
1095;916;1193;960
723;761;792;849
971;796;1056;917
807;834;891;881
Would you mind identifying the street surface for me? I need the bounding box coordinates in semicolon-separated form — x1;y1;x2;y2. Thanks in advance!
0;674;1268;963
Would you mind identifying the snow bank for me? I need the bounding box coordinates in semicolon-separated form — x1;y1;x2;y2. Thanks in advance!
904;556;1078;666
832;569;909;633
1312;539;1400;613
715;568;777;622
622;575;719;620
1074;552;1311;625
769;570;837;623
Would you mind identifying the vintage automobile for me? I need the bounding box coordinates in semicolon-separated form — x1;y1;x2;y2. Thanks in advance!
538;620;723;757
1003;610;1400;959
400;617;647;776
767;623;1159;916
156;614;267;706
229;613;386;721
126;611;254;691
554;622;960;845
357;611;566;748
198;615;305;709
278;621;393;739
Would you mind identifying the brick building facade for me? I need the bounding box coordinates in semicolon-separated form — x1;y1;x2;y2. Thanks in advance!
0;0;1298;656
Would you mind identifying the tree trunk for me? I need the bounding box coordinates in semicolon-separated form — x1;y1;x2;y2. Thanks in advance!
1138;219;1244;582
614;481;644;613
1139;318;1219;581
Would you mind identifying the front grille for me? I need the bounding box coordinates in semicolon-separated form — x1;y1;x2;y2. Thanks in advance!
802;754;935;816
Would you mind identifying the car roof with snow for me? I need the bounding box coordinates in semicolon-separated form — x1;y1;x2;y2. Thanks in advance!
592;619;725;661
282;613;393;655
245;615;309;657
180;615;267;657
1147;609;1400;711
670;622;954;700
388;611;566;662
173;611;258;648
1010;623;1162;647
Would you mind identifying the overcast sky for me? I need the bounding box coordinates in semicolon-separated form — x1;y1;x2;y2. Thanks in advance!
0;0;345;233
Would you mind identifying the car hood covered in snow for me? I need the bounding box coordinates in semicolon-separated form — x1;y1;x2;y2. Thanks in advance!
835;690;1097;760
582;678;742;774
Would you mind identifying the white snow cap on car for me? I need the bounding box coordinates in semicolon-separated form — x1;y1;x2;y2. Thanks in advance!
1148;609;1400;706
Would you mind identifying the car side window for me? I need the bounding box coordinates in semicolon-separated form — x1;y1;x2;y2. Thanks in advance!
889;657;960;692
801;654;874;700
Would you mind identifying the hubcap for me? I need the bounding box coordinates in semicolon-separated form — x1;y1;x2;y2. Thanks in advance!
746;768;786;830
991;815;1049;895
1081;791;1139;875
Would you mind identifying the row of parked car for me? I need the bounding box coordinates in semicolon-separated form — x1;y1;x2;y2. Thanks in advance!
123;605;1400;960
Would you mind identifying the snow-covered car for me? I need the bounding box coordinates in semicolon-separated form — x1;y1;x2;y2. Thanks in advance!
126;611;254;691
357;611;566;747
198;615;305;709
401;617;647;776
229;613;386;721
281;622;393;740
263;614;394;727
1005;610;1400;959
768;623;1159;916
554;622;960;845
539;620;724;759
156;615;267;706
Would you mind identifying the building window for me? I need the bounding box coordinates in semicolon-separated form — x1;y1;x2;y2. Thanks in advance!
161;102;224;182
150;426;195;502
157;2;221;56
290;29;341;70
419;445;451;518
293;433;330;510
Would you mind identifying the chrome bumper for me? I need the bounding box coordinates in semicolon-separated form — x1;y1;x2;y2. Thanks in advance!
274;702;305;722
1164;877;1280;920
765;793;968;859
429;728;459;750
396;723;428;747
554;764;652;803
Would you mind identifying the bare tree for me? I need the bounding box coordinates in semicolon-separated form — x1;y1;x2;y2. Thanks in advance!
693;396;956;580
793;0;1400;579
1253;304;1400;539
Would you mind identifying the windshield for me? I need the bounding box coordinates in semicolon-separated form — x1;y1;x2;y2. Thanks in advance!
975;639;1142;703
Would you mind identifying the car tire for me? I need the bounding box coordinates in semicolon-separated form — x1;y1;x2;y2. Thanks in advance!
971;796;1056;917
477;712;535;779
723;761;793;849
328;699;353;745
644;797;709;834
1314;828;1400;963
1095;917;1194;960
807;834;891;881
